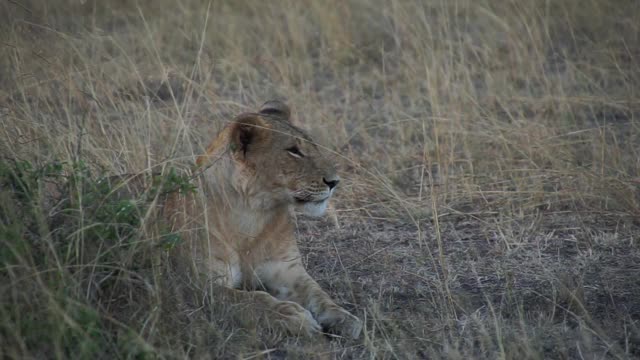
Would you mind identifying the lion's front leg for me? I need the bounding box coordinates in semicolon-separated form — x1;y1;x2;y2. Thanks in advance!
256;258;363;339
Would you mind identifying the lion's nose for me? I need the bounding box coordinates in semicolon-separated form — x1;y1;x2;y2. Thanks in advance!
323;177;340;190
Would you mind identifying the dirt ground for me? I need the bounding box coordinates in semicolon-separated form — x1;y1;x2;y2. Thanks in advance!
291;210;640;358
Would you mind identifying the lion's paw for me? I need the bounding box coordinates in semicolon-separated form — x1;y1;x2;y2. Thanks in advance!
317;307;363;339
273;300;322;336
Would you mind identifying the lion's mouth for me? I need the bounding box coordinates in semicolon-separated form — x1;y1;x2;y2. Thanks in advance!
294;196;329;204
293;194;331;217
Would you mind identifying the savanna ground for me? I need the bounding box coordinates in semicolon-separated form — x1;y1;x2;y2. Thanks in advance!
1;0;639;359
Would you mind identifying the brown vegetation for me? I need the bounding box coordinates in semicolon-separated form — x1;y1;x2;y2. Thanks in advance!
1;0;639;358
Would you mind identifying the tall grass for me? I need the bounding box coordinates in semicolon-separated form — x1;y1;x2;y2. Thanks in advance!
1;0;639;358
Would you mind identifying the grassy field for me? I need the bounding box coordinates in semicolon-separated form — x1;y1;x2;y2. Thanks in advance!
1;0;639;358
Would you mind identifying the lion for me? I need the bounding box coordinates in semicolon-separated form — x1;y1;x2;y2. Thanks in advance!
163;100;362;339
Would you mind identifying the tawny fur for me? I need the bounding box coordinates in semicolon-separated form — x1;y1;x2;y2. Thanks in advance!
163;101;362;338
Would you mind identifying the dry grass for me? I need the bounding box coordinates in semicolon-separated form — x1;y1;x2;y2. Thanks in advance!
1;0;639;358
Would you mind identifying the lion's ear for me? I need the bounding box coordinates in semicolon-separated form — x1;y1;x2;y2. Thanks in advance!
229;114;270;157
259;100;291;121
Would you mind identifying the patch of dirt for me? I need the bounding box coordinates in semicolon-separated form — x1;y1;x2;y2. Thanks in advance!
295;210;640;358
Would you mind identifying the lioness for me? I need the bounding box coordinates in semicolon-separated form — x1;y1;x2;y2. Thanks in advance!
164;100;362;339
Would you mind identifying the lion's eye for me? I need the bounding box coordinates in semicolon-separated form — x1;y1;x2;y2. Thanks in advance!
286;146;304;158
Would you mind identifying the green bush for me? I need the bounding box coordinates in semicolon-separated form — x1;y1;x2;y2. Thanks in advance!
0;159;195;359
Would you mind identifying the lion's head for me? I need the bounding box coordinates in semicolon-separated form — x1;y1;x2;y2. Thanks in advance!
202;100;339;217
